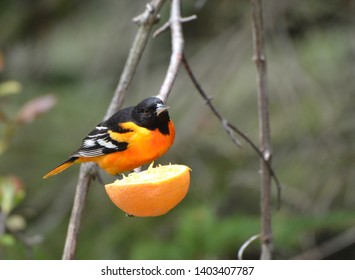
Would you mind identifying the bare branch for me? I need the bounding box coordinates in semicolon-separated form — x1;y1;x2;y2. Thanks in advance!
181;54;282;201
156;0;184;103
153;21;171;38
250;0;273;260
153;15;197;38
62;163;96;260
62;0;166;260
132;3;157;24
180;15;198;23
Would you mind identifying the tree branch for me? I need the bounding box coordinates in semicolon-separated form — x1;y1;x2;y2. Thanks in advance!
181;54;281;204
250;0;273;260
61;164;95;260
61;0;167;260
152;15;196;38
156;0;184;103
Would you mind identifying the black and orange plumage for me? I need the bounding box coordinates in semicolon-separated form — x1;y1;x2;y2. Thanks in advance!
43;97;175;178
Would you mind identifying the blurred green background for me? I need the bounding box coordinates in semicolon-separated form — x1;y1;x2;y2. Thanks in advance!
1;0;355;259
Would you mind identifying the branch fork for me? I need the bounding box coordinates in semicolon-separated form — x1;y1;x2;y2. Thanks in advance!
153;15;197;38
133;3;159;25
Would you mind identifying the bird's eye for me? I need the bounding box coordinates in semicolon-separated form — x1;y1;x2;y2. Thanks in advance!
141;108;150;116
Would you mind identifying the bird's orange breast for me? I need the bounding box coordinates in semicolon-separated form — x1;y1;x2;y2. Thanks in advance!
79;121;175;175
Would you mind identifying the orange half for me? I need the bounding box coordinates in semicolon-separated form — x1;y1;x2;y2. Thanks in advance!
105;164;190;217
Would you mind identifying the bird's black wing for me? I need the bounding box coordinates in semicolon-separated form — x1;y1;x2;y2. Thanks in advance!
71;107;133;158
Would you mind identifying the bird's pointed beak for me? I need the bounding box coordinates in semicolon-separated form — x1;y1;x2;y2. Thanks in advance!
156;104;170;116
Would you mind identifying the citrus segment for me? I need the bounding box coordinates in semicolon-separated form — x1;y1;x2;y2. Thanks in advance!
105;164;190;217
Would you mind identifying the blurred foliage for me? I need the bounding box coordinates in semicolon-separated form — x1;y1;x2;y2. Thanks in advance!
0;0;355;259
0;77;56;257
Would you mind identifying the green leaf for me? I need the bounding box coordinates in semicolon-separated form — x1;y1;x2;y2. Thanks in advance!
6;214;26;231
0;176;25;214
0;81;22;97
0;234;16;247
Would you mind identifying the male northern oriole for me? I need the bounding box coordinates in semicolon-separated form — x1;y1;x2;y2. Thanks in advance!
43;97;175;178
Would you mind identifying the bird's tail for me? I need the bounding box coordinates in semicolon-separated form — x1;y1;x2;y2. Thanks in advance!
43;157;77;179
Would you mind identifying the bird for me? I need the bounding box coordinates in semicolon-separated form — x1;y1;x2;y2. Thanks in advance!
43;97;175;179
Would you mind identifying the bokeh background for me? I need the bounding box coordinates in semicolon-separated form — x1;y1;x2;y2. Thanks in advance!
1;0;355;259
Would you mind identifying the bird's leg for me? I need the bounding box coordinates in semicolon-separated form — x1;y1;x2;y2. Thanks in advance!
93;166;105;186
115;174;124;180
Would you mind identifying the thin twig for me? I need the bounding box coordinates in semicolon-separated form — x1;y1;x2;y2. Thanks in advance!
180;15;198;23
250;0;273;260
238;234;260;260
153;21;171;38
181;54;281;205
153;15;197;38
62;0;166;260
156;0;184;103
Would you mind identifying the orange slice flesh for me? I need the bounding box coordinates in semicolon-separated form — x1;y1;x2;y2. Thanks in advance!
105;164;190;217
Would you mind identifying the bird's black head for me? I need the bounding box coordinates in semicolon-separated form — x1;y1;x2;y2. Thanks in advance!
132;97;171;134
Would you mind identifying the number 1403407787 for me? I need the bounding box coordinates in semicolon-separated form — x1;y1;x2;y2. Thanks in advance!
194;266;254;276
